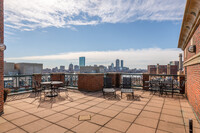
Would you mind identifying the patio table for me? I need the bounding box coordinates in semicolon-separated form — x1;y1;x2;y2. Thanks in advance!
41;81;63;97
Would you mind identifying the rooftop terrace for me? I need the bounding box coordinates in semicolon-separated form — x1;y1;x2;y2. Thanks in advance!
0;90;199;133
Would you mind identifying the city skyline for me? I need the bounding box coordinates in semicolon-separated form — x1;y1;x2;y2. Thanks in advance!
4;0;185;69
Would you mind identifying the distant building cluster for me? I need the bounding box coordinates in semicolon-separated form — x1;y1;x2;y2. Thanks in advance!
42;57;147;74
147;62;182;75
4;62;43;75
147;54;183;75
107;59;129;72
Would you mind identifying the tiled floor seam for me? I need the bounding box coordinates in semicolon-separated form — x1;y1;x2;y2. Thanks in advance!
60;92;126;132
155;95;165;133
124;90;154;133
180;98;187;133
2;116;29;133
4;98;78;132
94;92;134;133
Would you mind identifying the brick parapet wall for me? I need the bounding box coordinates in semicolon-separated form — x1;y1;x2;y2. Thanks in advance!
78;74;104;92
50;73;65;83
32;74;42;88
143;74;149;90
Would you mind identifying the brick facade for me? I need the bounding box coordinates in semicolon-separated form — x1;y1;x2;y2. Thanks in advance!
185;64;200;118
78;74;104;92
183;16;200;120
148;64;178;75
0;51;3;115
0;0;4;115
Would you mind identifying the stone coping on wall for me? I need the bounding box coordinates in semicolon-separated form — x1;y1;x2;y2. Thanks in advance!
183;52;200;67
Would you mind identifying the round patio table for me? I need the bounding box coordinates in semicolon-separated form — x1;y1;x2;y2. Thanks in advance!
41;81;63;97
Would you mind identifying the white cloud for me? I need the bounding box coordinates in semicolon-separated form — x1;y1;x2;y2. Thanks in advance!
5;0;185;31
5;48;182;69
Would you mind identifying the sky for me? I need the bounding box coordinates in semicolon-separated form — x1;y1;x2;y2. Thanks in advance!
4;0;186;69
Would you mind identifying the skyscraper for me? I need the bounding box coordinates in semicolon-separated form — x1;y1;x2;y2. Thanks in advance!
69;63;73;72
116;59;120;69
79;57;85;67
111;63;114;69
121;60;124;68
60;66;65;71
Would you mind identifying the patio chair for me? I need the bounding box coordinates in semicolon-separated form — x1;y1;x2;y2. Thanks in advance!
33;81;42;97
149;80;160;95
102;77;116;98
40;83;52;101
121;77;134;99
162;80;181;97
58;81;69;97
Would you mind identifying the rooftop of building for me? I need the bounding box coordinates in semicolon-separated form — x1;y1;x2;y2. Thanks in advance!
1;90;199;133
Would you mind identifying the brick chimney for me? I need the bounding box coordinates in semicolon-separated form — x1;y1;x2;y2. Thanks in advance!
0;0;5;116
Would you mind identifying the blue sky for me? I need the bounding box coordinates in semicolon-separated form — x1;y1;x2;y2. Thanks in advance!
4;0;186;69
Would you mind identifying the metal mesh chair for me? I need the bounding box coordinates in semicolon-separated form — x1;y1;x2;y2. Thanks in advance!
102;77;116;98
33;81;42;97
149;80;160;95
121;77;134;99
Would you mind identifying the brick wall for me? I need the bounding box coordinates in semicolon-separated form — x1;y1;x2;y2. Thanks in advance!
184;25;200;61
186;64;200;118
143;74;149;90
51;73;65;83
0;0;4;115
78;74;104;92
32;74;42;88
0;51;4;115
170;65;178;75
184;22;200;120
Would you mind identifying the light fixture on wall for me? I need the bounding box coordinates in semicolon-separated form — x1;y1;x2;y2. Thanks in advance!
188;45;196;53
0;43;6;51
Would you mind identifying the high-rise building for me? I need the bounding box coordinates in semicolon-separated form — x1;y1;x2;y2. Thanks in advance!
69;63;73;72
74;65;79;72
79;57;85;67
169;61;179;66
60;66;65;71
121;60;124;68
111;63;114;69
116;59;120;69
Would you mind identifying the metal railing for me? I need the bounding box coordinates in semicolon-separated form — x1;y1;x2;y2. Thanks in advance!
65;74;78;87
4;75;33;93
121;73;143;87
149;74;179;81
42;74;51;82
4;73;185;94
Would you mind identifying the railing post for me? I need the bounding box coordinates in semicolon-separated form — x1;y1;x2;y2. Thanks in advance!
143;74;149;90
